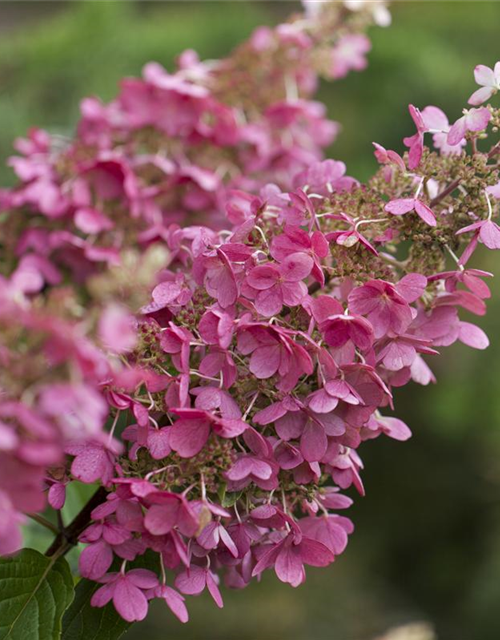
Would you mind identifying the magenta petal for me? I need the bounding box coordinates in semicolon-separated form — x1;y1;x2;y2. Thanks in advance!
226;457;255;481
206;571;224;608
169;418;210;457
249;344;281;378
253;401;288;425
300;420;327;462
147;428;171;459
307;389;339;414
396;273;427;302
79;541;113;580
247;264;280;290
90;582;115;608
127;569;159;589
254;287;283;317
144;503;177;535
113;579;149;622
159;586;189;623
479;220;500;249
407;141;423;170
298;538;335;567
175;566;206;595
275;543;304;587
280;252;314;282
414;200;437;227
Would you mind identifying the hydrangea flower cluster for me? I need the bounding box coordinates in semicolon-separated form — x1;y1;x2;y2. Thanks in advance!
1;0;500;628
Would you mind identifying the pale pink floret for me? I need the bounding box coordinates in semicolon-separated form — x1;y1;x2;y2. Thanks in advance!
468;62;500;105
421;106;466;155
447;107;491;146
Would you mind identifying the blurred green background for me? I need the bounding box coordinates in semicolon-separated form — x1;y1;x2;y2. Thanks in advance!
1;2;500;639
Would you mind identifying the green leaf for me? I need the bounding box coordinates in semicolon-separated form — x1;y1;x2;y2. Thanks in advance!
0;548;74;640
62;579;131;640
221;491;243;508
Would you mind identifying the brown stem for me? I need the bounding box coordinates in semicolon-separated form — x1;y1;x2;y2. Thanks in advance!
430;178;461;207
45;486;108;558
488;141;500;159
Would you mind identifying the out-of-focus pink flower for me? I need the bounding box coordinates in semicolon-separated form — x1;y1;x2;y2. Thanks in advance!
329;34;371;79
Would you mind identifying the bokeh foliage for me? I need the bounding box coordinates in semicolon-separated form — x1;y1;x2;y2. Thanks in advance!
1;2;500;638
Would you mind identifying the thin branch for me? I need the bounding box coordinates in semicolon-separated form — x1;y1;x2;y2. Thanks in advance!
429;178;461;207
487;140;500;159
45;486;108;558
27;513;59;536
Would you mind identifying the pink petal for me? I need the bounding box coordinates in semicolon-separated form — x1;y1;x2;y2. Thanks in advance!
127;569;159;589
379;416;412;441
421;105;449;130
168;418;210;457
299;538;335;567
414;200;437;227
275;544;304;587
458;321;489;349
385;198;416;215
300;420;327;462
147;428;171;460
249;344;281;378
447;116;467;146
219;526;239;558
113;579;149;622
474;64;495;87
468;86;495;106
247;264;280;290
396;273;428;302
479;220;500;249
280;252;314;282
159;586;189;623
90;582;115;608
152;281;182;306
465;107;491;132
254;287;283;317
79;541;113;580
253;401;288;425
175;566;206;595
144;503;177;535
206;571;224;608
307;389;339;414
48;483;66;510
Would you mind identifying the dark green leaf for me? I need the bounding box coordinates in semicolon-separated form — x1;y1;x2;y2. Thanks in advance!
62;578;131;640
0;548;74;640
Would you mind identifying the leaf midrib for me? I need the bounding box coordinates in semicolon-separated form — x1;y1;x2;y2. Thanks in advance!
3;553;59;638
